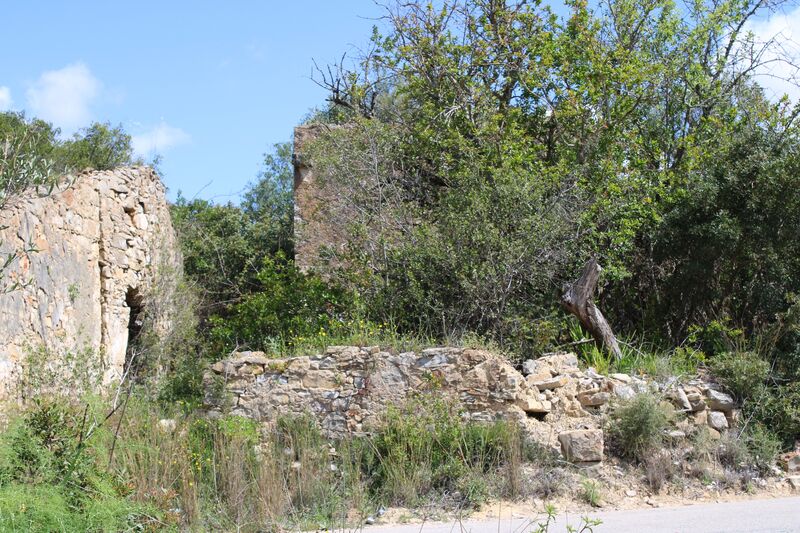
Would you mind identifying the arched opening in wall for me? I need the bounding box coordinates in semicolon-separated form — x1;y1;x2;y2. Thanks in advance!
124;287;144;376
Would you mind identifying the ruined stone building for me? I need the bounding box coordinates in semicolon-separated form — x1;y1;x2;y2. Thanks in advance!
293;124;349;273
0;167;180;402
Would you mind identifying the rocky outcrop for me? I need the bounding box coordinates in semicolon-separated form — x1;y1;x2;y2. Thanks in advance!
0;167;180;401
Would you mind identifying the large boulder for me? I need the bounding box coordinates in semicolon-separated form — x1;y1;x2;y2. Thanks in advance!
558;429;604;463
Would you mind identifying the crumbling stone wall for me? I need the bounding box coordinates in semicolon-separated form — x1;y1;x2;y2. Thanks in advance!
205;346;550;437
292;124;349;272
0;166;180;401
206;346;742;465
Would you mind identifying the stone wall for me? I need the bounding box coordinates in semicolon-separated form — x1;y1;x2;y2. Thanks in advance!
292;124;348;273
0;166;180;401
204;346;548;437
205;346;741;465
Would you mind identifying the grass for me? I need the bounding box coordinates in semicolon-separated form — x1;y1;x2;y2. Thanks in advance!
579;479;602;507
0;391;523;532
567;318;705;379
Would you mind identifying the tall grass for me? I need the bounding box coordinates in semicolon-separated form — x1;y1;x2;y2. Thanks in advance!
0;392;522;532
566;318;705;378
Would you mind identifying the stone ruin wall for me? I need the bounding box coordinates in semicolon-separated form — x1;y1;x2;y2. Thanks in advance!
205;346;744;465
0;167;180;402
292;124;349;273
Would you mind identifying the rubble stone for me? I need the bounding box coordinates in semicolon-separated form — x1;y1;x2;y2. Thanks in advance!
558;429;604;463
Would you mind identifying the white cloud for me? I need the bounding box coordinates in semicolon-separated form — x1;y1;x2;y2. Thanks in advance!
746;7;800;103
26;63;100;131
0;87;12;111
132;121;190;156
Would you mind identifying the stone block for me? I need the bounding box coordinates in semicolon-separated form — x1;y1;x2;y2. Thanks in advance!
705;389;735;412
559;429;604;463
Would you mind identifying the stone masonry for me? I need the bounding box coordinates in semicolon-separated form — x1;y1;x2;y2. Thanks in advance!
292;124;349;273
206;346;743;465
0;167;180;401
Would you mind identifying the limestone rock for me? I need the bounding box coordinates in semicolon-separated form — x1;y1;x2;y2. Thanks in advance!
684;387;707;411
529;375;569;390
577;390;611;407
705;389;735;412
708;411;729;431
780;452;800;474
558;429;604;463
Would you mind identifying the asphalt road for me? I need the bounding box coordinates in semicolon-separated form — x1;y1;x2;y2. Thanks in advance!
364;497;800;533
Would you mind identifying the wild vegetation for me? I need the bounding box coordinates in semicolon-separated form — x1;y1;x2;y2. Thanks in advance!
0;0;799;530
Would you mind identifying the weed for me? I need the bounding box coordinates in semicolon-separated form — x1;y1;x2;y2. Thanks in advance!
710;351;770;400
606;393;672;462
579;479;602;507
644;450;674;493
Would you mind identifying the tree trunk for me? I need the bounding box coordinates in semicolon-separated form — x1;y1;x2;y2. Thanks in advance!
561;258;622;360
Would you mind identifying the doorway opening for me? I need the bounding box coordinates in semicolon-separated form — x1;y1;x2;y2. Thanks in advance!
124;287;144;375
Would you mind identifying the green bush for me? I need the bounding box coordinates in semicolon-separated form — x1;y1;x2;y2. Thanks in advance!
709;351;770;400
606;394;672;462
742;424;782;475
368;395;520;507
207;253;353;353
0;400;155;532
746;383;800;449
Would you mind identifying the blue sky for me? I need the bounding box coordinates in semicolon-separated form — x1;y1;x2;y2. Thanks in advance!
1;2;798;203
0;1;385;202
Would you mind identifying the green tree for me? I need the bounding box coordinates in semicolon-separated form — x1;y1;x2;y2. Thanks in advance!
309;0;800;352
59;122;135;171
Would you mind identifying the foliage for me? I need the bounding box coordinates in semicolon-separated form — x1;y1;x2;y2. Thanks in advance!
170;142;294;323
606;393;672;462
308;0;800;354
0;399;156;532
741;424;782;476
578;479;602;508
709;351;770;401
745;383;800;448
0;112;60;211
207;252;353;353
59;122;136;171
366;395;521;507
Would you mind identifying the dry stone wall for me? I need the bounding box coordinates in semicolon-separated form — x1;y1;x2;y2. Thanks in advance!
0;167;180;401
206;346;744;465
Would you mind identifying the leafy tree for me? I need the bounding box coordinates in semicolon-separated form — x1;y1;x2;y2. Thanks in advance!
241;142;294;257
0;112;61;210
208;253;352;352
60;122;135;171
171;142;296;318
308;0;800;353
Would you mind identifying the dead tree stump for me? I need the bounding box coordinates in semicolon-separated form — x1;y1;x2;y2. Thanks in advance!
561;258;622;360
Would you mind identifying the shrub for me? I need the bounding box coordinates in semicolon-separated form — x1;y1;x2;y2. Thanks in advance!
368;395;520;507
606;394;672;462
742;424;782;475
745;383;800;449
709;351;770;400
644;451;674;493
207;253;353;353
